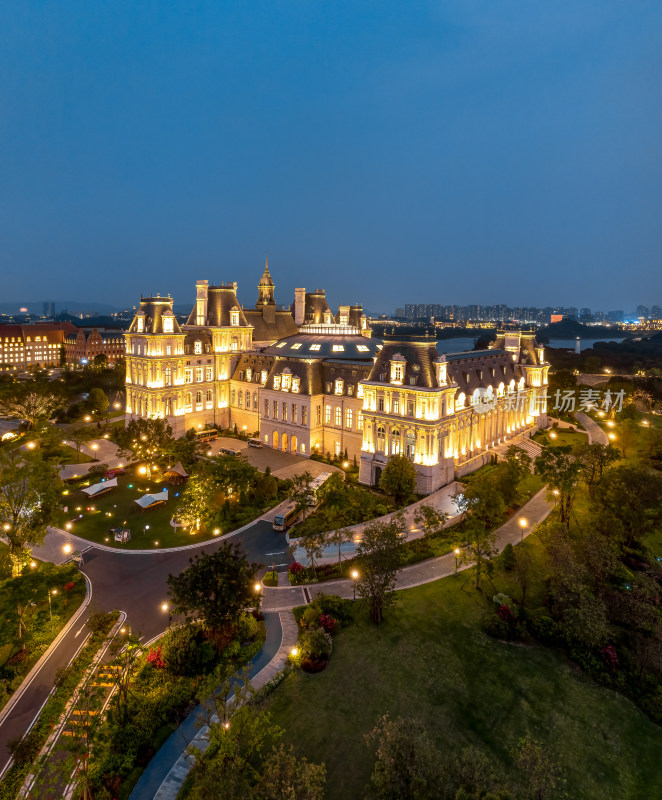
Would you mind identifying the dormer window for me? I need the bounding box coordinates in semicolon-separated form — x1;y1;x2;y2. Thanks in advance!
136;317;144;333
274;375;281;390
194;341;202;355
324;312;333;324
282;372;291;391
163;316;174;333
231;310;240;326
390;354;406;384
292;376;300;393
246;368;252;381
261;370;268;384
335;379;343;395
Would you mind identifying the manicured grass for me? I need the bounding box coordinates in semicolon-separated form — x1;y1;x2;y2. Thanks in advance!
63;474;218;549
265;543;662;799
60;444;94;463
533;427;588;448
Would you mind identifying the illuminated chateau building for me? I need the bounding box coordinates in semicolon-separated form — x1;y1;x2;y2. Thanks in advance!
124;264;549;493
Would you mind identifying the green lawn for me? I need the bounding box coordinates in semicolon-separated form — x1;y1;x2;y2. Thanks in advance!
533;427;588;448
265;546;662;799
63;474;219;549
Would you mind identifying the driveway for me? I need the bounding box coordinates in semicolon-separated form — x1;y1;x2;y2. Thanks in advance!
574;412;609;444
205;437;341;480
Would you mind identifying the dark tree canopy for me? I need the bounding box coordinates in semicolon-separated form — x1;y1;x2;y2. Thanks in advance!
379;454;417;505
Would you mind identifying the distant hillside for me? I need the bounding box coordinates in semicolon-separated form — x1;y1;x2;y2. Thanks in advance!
536;319;629;340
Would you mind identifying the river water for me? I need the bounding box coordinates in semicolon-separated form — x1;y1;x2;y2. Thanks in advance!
434;337;625;355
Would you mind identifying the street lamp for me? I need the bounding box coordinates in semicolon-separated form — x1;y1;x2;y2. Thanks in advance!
254;582;262;614
519;517;528;543
161;601;171;628
48;589;57;631
290;647;299;658
351;569;359;601
63;543;72;555
144;524;150;537
454;547;461;575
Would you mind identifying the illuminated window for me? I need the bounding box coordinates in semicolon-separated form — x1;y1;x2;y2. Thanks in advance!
302;406;308;425
356;344;369;352
276;342;287;348
292;377;300;392
292;404;298;423
309;344;321;351
246;369;252;381
274;375;281;390
300;443;306;453
163;316;174;333
245;391;250;409
325;405;331;424
206;389;212;406
231;311;240;326
206;367;213;381
406;431;415;459
261;370;268;383
335;440;342;456
136;317;144;332
357;411;363;431
264;399;269;417
376;426;385;452
290;343;302;350
282;402;288;421
332;345;345;352
346;408;353;428
335;379;343;395
391;429;401;455
335;407;341;426
185;392;192;410
195;391;202;409
185;369;193;383
393;398;400;414
194;341;202;354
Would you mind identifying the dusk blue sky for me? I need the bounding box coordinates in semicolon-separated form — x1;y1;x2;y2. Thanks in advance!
1;1;661;314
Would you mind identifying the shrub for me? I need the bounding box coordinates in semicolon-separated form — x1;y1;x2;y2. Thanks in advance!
162;626;215;676
319;614;338;634
483;614;519;642
289;562;304;576
312;593;353;625
64;581;75;592
300;628;333;662
146;645;165;669
527;614;559;644
601;645;620;671
301;606;322;630
500;543;516;571
236;613;259;643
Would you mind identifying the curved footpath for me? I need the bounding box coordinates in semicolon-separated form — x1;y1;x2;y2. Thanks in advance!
574;412;609;445
131;610;299;800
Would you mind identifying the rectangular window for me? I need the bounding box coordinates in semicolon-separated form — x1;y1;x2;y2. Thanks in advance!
282;402;288;421
378;397;384;411
231;389;236;405
358;411;363;431
206;367;213;381
238;392;243;408
309;344;321;351
195;367;202;382
273;400;278;418
292;404;298;423
332;345;345;352
194;341;202;354
264;399;269;418
166;345;172;355
325;405;331;424
346;408;353;428
302;406;308;426
335;407;341;426
185;369;193;383
316;405;321;425
407;400;414;416
335;441;342;455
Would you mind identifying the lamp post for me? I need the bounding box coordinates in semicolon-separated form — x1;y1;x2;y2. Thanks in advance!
519;517;528;543
454;547;460;575
144;524;150;537
48;589;57;631
161;601;171;629
351;569;359;601
254;582;262;615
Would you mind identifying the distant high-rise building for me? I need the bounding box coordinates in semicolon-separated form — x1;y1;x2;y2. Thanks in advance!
43;301;55;318
395;307;404;318
652;305;661;320
607;310;624;322
636;305;649;319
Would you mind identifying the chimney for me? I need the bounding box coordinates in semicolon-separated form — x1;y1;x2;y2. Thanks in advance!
196;280;209;326
294;288;306;326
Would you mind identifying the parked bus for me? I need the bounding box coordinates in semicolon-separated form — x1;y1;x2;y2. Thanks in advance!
194;429;218;444
247;438;262;448
220;447;241;457
273;503;301;531
308;472;332;507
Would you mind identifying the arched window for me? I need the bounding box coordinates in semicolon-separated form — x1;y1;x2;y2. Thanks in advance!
335;407;342;426
195;391;202;409
406;431;415;459
206;389;212;406
376;426;386;452
185;392;192;410
456;392;466;408
391;429;401;455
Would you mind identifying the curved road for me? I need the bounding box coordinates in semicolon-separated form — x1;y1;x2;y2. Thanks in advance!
0;520;291;775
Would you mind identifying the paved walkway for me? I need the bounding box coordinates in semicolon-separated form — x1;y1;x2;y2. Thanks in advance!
264;486;554;609
574;412;608;445
131;610;298;800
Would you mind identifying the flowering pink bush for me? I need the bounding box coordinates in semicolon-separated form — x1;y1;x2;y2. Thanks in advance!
498;604;513;623
289;562;305;575
146;645;165;669
64;581;75;593
319;614;338;634
601;645;620;670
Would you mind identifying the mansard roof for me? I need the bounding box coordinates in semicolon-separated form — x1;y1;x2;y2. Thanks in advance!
368;335;440;388
129;298;182;335
243;309;298;342
185;284;250;328
263;330;380;360
445;350;520;395
289;290;332;324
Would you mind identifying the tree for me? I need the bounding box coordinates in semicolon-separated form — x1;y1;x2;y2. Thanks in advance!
300;530;327;578
318;471;349;521
86;386;109;416
175;461;219;532
592;464;662;549
574;442;620;496
618;418;637;458
67;427;94;462
0;391;58;430
355;515;404;623
496;446;532;506
413;504;449;537
0;449;63;575
512;732;563;800
115;417;174;463
327;526;352;567
365;715;441;800
379;454;417;505
167;544;258;649
93;353;107;369
256;744;326;800
534;446;580;527
289;471;315;521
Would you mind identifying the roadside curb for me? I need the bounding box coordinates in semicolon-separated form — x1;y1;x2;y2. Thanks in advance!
0;573;93;732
